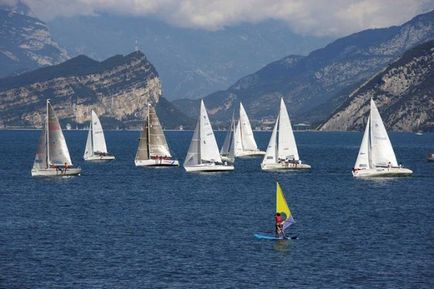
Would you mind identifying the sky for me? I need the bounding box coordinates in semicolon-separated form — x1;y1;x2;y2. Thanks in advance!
2;0;434;37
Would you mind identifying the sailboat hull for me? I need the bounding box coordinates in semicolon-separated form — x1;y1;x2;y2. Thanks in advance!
31;167;81;177
84;155;115;161
261;162;311;171
352;167;413;177
184;163;234;172
235;150;266;157
135;159;179;167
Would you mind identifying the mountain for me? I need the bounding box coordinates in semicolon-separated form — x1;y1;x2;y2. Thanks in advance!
0;51;193;129
319;40;434;132
0;7;68;78
175;10;434;127
47;15;332;100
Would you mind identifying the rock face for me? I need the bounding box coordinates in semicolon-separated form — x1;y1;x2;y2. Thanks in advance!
175;10;434;126
0;51;193;129
319;40;434;132
0;7;68;78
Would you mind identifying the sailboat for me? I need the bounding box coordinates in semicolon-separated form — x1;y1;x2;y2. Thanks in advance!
135;105;179;167
254;181;296;240
31;100;81;176
83;110;115;161
352;98;412;177
234;102;265;157
184;100;234;172
261;98;311;170
220;115;236;164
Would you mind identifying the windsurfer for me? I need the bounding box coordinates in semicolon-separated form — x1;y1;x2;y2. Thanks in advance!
275;213;284;236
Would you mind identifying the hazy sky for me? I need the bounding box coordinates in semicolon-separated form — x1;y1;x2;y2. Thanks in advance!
3;0;434;36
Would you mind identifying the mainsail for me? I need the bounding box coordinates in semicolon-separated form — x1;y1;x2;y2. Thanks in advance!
239;102;259;151
277;98;299;161
276;182;294;232
47;102;72;166
148;106;171;157
91;111;108;154
369;98;398;167
199;100;222;163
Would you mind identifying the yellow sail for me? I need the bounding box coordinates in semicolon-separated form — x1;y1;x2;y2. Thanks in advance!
276;182;291;219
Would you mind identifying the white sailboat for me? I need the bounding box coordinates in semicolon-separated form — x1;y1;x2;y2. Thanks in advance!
184;100;234;172
135;105;179;167
234;102;265;157
220;115;236;164
84;110;115;161
352;98;412;177
31;100;81;176
261;98;311;170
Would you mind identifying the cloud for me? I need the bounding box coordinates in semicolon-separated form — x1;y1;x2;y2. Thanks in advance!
2;0;434;36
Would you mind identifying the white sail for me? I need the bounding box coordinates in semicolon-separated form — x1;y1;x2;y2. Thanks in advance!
354;118;370;169
234;120;243;154
91;110;108;154
239;102;258;151
277;98;299;161
47;102;72;166
184;118;201;167
199;100;222;163
262;118;278;165
83;127;92;159
369;99;398;167
148;106;171;157
32;123;48;170
135;118;150;161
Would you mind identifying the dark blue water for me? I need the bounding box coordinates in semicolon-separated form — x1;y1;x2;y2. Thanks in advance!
0;130;433;288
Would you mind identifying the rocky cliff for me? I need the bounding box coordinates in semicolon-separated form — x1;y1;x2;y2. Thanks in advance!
0;6;68;78
175;10;434;126
0;51;193;129
319;40;434;132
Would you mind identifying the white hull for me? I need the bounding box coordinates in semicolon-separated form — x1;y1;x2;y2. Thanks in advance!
427;153;434;162
235;150;266;157
221;155;235;163
135;159;179;167
31;167;81;177
352;167;413;178
184;163;234;172
261;162;311;171
84;154;115;161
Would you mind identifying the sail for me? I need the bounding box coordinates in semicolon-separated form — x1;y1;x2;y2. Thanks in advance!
369;99;398;167
184;111;201;166
234;120;243;154
276;182;295;232
354;118;370;169
32;124;48;170
277;98;299;161
83;127;92;159
262;118;278;165
220;116;235;161
199;100;222;163
239;102;258;151
135;119;149;161
47;102;72;166
148;107;171;157
91;110;108;154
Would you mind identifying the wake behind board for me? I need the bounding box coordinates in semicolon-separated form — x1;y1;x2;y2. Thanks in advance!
254;232;297;240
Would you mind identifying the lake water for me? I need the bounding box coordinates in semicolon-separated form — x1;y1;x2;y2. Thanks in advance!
0;130;433;288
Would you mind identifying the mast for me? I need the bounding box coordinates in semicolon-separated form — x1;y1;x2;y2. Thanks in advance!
146;103;151;159
90;112;94;154
45;99;49;168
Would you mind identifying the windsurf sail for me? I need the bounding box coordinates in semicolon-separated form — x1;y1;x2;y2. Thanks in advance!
276;182;295;232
